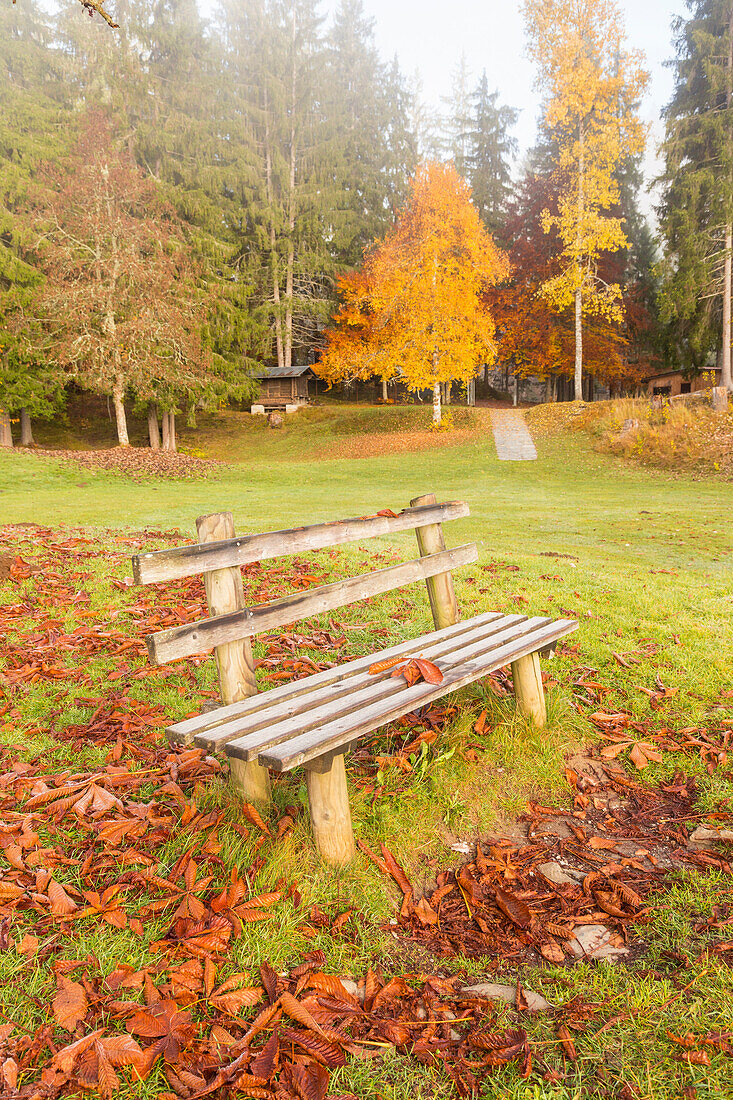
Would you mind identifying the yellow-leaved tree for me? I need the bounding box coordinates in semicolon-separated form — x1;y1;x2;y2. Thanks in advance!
522;0;649;399
316;162;509;425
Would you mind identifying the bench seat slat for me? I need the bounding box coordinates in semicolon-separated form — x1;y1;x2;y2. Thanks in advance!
168;610;507;745
133;500;470;584
254;617;577;771
190;613;535;753
223;615;555;762
220;616;572;770
147;543;478;665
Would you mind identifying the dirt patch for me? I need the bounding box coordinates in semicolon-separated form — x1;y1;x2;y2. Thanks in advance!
0;552;16;582
21;446;227;480
364;753;732;968
319;426;484;460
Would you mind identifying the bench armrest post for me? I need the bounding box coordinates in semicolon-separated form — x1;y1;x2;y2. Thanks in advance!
410;493;460;629
196;511;271;804
304;752;355;864
511;651;547;727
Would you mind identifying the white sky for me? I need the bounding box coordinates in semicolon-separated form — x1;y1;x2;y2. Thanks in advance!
328;0;690;214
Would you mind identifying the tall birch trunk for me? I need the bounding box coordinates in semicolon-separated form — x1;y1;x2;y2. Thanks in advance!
0;409;13;447
20;409;33;445
112;377;129;446
381;378;388;401
162;410;170;450
168;411;176;452
432;380;441;425
148;404;160;450
574;123;585;401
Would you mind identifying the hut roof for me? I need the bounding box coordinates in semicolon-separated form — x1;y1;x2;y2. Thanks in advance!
254;364;314;379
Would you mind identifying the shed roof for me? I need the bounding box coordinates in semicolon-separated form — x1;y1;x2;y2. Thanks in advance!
645;366;721;381
254;364;314;379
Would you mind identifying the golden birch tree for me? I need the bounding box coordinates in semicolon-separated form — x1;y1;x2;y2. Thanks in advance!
316;162;508;424
522;0;649;399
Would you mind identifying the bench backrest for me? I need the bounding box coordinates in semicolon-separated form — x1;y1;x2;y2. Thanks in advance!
133;493;475;669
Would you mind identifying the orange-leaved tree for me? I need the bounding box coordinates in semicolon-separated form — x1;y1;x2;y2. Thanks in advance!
522;0;649;400
316;162;509;425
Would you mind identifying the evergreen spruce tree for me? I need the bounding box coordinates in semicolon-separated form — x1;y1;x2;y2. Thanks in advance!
0;0;70;445
409;72;444;162
327;0;415;267
465;72;518;237
441;52;473;172
659;0;733;388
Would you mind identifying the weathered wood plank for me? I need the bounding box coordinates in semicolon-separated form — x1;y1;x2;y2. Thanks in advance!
410;492;459;629
167;610;507;745
511;651;547;726
132;500;470;584
257;618;578;771
196;512;271;804
147;543;478;665
225;616;552;762
187;615;519;751
306;754;355;864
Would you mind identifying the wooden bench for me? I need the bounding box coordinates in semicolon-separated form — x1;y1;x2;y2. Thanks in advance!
132;494;578;865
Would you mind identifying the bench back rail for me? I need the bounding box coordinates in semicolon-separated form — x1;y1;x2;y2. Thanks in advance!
135;496;472;811
132;499;469;584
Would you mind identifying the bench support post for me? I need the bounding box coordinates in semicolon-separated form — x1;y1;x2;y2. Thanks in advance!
511;651;547;727
196;512;271;804
305;753;355;865
410;492;459;629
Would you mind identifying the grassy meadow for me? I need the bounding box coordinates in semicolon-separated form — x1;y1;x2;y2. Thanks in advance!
1;404;732;1098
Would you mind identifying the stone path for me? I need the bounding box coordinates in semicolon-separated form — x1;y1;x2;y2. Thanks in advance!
489;408;538;461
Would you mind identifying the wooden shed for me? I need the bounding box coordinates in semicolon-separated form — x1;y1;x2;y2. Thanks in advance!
251;365;315;413
646;367;722;397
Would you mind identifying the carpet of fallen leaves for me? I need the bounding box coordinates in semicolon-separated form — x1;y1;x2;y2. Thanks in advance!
1;525;732;1099
18;447;226;480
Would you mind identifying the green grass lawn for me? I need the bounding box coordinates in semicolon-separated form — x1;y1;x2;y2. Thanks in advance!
1;414;732;1098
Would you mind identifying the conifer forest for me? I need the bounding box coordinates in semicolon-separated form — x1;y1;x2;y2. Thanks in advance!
1;0;732;440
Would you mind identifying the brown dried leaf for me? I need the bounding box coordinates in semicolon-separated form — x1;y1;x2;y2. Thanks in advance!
281;1027;346;1067
53;975;88;1031
414;658;443;684
493;885;532;929
210;987;263;1015
279;991;325;1035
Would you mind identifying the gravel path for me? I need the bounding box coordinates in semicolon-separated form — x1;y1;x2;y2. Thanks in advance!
489;409;538;461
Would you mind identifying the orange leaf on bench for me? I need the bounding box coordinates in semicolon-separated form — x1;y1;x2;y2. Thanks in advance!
414;658;443;685
368;655;410;675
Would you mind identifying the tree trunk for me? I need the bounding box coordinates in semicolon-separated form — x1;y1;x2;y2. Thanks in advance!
574;289;583;400
148;404;160;450
161;410;170;450
264;86;284;371
20;409;33;446
574;121;585;401
166;411;176;452
381;377;388;402
284;3;297;373
112;378;129;446
0;409;13;447
432;380;441;425
724;226;732;392
724;5;733;392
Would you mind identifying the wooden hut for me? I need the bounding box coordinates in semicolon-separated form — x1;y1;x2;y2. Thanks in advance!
251;365;315;413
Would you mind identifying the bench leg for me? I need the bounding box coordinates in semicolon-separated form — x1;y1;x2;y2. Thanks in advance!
229;757;272;804
511;651;547;727
305;754;355;865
